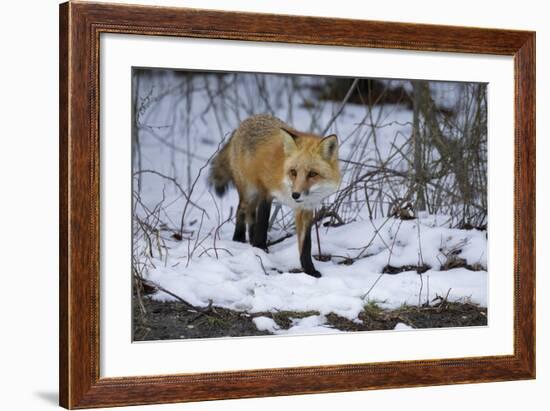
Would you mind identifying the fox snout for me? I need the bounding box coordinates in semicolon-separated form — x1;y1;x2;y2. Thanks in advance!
290;180;312;204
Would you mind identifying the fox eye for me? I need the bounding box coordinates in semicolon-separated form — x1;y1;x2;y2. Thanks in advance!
290;169;297;177
308;171;318;178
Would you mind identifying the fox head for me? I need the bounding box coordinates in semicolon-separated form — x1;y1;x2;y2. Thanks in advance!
280;128;341;209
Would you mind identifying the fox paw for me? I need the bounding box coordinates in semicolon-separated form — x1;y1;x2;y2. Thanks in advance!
304;268;321;278
252;243;269;253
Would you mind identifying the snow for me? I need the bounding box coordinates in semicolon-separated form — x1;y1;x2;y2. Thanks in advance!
394;322;414;331
146;216;487;327
252;316;279;333
133;71;487;337
253;315;338;335
276;316;336;335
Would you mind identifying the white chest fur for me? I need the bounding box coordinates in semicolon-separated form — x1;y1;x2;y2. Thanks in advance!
271;180;337;210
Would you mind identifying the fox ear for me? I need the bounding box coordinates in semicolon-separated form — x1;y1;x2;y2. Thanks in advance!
319;135;338;161
280;128;298;155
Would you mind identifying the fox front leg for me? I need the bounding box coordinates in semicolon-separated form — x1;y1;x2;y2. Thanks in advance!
295;209;321;278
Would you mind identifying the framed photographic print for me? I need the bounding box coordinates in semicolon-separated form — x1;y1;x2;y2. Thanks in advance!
59;1;535;408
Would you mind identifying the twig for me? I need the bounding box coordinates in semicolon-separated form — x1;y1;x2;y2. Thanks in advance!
137;277;195;311
418;273;424;308
133;169;208;218
354;216;393;259
438;288;452;312
416;218;425;307
198;247;234;258
426;275;430;306
362;219;403;300
179;135;227;236
133;272;147;315
322;78;359;135
213;207;233;259
266;233;293;247
137;277;222;319
268;204;281;230
256;255;269;276
313;207;345;227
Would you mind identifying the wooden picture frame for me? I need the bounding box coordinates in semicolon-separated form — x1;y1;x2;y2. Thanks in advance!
59;1;535;408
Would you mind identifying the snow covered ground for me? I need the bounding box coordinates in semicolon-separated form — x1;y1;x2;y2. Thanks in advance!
145;215;487;334
132;70;487;337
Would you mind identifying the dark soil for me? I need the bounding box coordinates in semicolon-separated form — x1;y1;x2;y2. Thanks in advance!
133;299;271;341
394;302;487;328
133;297;487;341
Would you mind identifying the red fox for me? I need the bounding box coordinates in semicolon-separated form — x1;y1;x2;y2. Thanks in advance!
209;114;341;277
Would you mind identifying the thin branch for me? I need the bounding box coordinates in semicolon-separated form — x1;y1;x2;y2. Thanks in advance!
321;78;359;135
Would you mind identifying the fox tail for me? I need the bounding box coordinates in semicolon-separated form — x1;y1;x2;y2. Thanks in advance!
208;140;233;196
